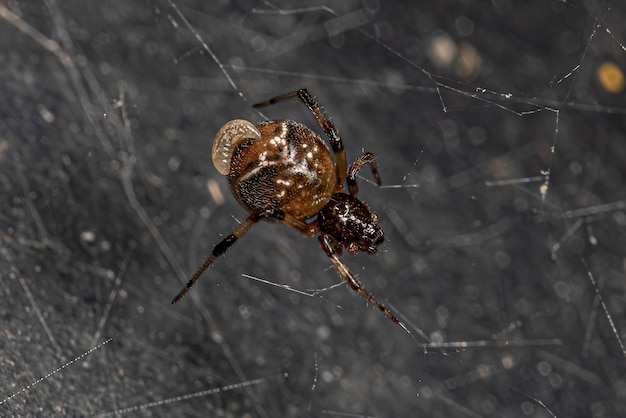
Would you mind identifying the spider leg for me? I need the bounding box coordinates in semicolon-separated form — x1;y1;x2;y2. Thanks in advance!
172;213;260;304
319;234;400;324
347;151;381;198
253;89;348;190
279;212;319;237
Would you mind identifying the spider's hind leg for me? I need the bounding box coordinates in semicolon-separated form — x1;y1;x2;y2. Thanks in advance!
319;234;399;325
172;213;260;303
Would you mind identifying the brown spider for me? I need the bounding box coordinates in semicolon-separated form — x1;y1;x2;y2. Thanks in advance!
172;89;400;325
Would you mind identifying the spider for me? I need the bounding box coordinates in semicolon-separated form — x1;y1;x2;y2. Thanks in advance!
172;88;400;325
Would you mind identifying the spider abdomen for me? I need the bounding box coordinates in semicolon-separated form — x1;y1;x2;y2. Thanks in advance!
228;120;337;220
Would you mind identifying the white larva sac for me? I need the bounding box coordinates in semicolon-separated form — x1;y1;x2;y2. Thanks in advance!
211;119;261;175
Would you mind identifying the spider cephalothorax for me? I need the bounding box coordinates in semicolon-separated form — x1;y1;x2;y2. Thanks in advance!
318;193;384;255
172;89;399;326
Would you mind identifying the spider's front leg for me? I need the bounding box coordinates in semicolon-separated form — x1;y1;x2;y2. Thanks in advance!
172;213;260;303
318;234;400;324
347;152;381;198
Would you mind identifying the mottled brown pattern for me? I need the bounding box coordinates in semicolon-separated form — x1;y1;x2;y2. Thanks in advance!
228;120;336;219
317;193;384;254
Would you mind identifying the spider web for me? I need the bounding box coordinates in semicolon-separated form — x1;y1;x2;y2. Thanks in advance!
1;0;626;416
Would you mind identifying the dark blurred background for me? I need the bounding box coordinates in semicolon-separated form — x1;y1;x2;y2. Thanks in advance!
1;1;626;417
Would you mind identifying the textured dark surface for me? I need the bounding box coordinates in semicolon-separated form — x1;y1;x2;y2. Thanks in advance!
1;1;626;417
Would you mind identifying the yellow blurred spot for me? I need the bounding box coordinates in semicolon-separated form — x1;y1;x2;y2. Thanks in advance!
429;34;457;67
501;354;515;369
456;42;481;79
476;363;492;379
207;178;225;205
597;61;625;93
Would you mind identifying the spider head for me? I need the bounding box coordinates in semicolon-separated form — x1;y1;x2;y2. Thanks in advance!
317;193;384;255
357;212;385;254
